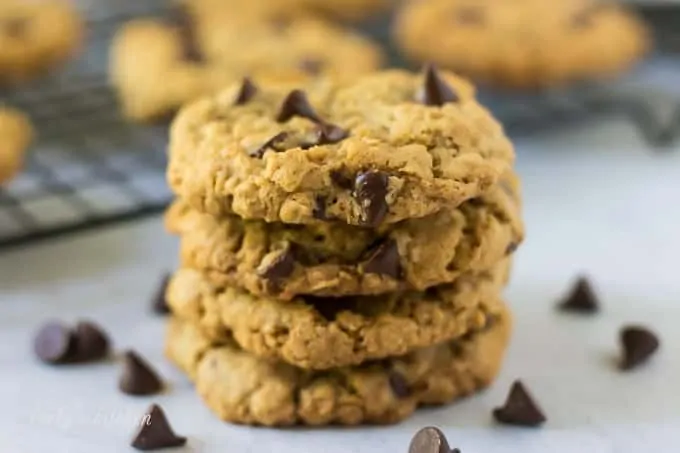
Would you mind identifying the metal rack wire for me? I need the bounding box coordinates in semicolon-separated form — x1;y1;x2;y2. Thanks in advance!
0;0;172;249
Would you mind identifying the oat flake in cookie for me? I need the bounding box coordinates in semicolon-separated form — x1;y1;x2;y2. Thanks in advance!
168;68;514;225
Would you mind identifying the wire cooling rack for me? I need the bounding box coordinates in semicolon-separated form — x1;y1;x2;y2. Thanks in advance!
0;0;172;249
0;1;678;249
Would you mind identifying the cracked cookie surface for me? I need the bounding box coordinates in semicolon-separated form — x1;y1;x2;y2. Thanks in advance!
0;108;33;185
168;68;514;225
166;260;509;370
110;12;381;122
0;0;83;85
165;306;510;426
166;173;523;299
393;0;650;89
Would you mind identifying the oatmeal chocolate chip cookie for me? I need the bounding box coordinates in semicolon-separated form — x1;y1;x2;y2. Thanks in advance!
110;12;381;122
168;68;514;225
166;307;511;426
0;108;33;185
393;0;650;89
0;0;83;85
165;173;523;300
165;260;509;370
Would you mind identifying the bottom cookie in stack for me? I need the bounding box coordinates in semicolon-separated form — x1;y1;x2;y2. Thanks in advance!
165;306;510;426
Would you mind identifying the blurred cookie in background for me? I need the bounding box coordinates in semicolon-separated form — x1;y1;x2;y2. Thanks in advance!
180;0;393;22
110;8;383;122
0;107;33;185
0;0;84;86
393;0;651;90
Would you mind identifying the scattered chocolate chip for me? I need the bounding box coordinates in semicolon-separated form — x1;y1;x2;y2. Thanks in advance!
353;170;389;227
151;273;172;315
418;65;458;106
409;427;460;453
493;380;546;427
73;320;110;362
234;77;258;105
558;276;599;314
330;170;354;190
119;351;164;396
312;196;328;220
131;404;187;451
620;325;659;371
455;7;483;24
505;242;519;256
170;6;203;63
34;321;75;364
3;17;27;38
362;239;401;279
277;89;322;123
299;58;324;75
388;371;412;398
258;246;296;282
250;132;289;159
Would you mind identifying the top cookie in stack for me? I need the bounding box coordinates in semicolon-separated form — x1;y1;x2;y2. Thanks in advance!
166;68;519;300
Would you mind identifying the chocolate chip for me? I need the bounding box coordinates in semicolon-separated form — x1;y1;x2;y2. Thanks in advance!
301;123;349;149
418;65;459;106
312;196;328;220
558;276;599;314
299;58;324;75
620;326;659;371
362;239;401;279
34;321;75;364
73;321;110;362
3;17;27;38
409;427;460;453
250;132;289;159
258;246;296;282
353;171;389;227
493;380;546;427
330;170;354;190
277;90;322;123
388;371;411;398
234;77;258;106
505;242;519;256
119;351;164;396
170;6;203;63
131;404;187;451
151;273;172;315
455;7;483;24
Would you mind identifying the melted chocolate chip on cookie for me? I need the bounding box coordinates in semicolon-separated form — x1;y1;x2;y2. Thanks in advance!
258;245;296;282
330;170;354;190
277;89;323;123
388;371;412;398
354;170;389;227
250;132;289;158
301;123;349;149
234;78;258;105
419;65;459;106
170;6;203;63
362;239;402;279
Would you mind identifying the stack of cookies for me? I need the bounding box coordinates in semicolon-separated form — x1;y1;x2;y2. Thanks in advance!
163;67;524;426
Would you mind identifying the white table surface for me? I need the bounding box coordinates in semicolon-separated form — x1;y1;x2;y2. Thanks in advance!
1;117;679;453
